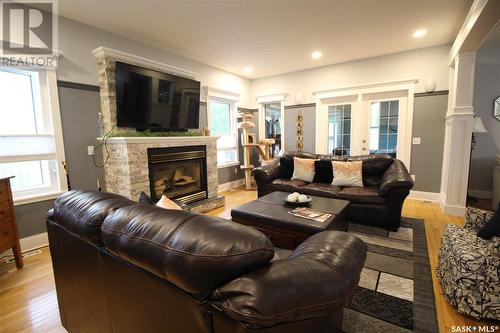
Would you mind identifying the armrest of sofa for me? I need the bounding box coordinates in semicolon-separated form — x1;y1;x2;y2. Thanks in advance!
379;159;414;196
464;207;494;232
210;232;367;329
251;164;280;186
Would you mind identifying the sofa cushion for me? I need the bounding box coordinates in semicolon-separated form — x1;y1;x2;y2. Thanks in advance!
279;157;294;179
271;179;308;192
337;186;385;204
313;160;334;183
101;205;274;299
332;161;363;187
291;157;316;182
302;183;341;198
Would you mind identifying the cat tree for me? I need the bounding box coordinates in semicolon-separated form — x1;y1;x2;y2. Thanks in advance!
238;111;274;190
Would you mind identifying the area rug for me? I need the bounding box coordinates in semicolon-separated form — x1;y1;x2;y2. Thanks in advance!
342;217;438;333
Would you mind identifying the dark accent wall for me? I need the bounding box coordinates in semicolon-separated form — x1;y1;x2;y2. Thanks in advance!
410;93;447;192
14;82;102;238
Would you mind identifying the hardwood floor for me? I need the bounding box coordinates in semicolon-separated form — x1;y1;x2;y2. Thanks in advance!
0;188;490;332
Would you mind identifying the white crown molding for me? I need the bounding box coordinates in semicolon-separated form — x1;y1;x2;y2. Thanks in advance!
91;46;199;80
256;93;288;103
313;79;418;99
204;86;240;101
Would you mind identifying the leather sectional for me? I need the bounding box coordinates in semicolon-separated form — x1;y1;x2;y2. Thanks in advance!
47;190;367;333
252;152;414;231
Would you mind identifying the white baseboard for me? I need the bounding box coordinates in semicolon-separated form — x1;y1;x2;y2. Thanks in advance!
408;190;442;203
218;178;245;192
442;204;466;217
0;232;48;258
467;189;492;199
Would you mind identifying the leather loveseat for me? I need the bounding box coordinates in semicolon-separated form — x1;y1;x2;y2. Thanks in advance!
252;152;414;231
47;190;367;333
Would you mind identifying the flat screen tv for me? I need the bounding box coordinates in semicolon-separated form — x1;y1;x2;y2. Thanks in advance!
115;62;200;131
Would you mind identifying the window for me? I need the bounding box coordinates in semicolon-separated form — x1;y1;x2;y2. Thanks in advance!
369;101;399;157
328;104;351;155
209;98;238;166
0;67;66;202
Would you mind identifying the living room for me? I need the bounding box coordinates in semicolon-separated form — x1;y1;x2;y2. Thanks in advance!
0;1;499;332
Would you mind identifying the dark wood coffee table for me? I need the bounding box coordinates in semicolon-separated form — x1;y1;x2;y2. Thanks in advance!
231;191;350;249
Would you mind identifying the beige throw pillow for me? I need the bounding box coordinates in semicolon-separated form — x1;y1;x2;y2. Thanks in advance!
291;157;316;182
331;161;363;187
156;195;182;210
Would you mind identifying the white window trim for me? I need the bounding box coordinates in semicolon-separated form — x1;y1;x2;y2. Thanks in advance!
204;87;240;168
256;93;287;153
313;80;416;169
0;66;67;205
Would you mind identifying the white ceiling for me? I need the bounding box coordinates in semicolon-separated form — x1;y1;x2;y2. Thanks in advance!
58;0;471;79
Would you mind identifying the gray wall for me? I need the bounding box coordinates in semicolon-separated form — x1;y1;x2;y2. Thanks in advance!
284;105;316;153
470;59;500;193
410;93;448;192
15;84;103;238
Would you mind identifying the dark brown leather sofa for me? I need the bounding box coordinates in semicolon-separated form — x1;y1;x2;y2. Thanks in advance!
252;152;414;231
47;190;367;333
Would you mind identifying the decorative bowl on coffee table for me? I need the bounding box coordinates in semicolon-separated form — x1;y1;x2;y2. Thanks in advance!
283;195;312;207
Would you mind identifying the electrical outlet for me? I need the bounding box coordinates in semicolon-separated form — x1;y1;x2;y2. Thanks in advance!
234;167;238;174
87;146;95;156
411;174;416;181
412;137;421;145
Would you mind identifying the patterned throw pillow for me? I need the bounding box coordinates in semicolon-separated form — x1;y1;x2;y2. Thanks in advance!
291;157;316;182
156;195;182;210
331;161;363;187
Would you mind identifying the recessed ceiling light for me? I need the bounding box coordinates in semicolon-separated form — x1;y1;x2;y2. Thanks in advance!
413;29;427;38
243;66;253;73
311;51;322;60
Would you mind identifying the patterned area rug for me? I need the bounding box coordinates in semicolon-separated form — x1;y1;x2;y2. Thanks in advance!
342;217;438;333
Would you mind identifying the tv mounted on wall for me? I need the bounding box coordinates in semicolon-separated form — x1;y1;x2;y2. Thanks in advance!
115;62;200;131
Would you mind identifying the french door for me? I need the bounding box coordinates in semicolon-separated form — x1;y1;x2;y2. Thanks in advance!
315;81;414;168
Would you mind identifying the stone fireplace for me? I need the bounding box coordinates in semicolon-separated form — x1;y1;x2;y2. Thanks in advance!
102;136;224;213
148;145;207;203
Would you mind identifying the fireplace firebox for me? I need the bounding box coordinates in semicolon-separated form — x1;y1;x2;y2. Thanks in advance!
147;146;207;204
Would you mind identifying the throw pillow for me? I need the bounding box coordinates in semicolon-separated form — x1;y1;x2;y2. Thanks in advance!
477;204;500;239
138;191;154;205
156;195;182;210
313;160;334;183
279;157;294;179
291;157;316;182
331;161;363;187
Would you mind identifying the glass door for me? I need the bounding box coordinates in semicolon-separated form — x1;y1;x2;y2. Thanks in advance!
369;100;399;157
328;104;351;156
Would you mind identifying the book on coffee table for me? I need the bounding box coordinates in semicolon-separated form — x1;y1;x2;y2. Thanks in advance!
288;207;332;223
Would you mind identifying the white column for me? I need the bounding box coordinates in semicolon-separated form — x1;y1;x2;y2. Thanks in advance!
440;52;476;216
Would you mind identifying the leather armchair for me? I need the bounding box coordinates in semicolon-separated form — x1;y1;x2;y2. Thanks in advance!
47;190;367;333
